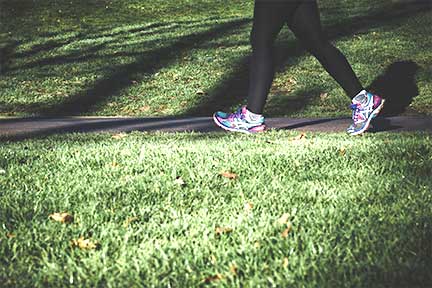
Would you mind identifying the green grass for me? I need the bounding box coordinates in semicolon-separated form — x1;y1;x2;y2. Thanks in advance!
1;131;431;287
0;0;431;117
1;1;431;286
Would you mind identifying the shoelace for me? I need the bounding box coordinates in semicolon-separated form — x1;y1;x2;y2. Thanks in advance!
228;107;245;121
350;103;361;124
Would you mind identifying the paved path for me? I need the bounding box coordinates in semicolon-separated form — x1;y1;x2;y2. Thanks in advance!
0;116;431;140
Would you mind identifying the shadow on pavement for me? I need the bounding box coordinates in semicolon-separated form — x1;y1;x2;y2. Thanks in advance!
369;118;402;133
1;116;431;142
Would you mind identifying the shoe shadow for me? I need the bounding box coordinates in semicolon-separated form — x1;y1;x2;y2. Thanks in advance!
367;60;420;116
369;118;402;133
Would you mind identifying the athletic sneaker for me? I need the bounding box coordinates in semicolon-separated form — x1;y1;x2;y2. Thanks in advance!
347;90;385;136
213;106;266;134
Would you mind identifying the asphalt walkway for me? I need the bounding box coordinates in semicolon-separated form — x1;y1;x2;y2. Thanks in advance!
0;116;430;141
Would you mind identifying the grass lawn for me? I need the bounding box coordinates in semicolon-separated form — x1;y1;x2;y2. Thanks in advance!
1;0;432;287
1;131;431;287
0;0;431;117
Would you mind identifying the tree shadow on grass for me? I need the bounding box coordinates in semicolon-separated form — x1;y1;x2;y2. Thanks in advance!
265;88;323;116
183;0;431;117
2;1;430;119
10;18;230;65
9;22;178;61
0;39;18;74
3;18;251;116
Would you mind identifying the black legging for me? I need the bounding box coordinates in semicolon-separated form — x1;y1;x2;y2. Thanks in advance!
247;0;363;114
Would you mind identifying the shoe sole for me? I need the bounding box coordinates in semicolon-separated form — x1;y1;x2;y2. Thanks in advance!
349;99;386;136
212;113;265;134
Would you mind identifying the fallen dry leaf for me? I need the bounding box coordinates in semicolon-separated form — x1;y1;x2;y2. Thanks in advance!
277;213;290;225
254;241;261;249
283;257;289;268
71;236;99;250
339;147;347;156
6;233;16;239
215;226;233;236
123;217;139;228
140;105;150;112
220;171;238;179
49;212;74;224
203;274;223;284
287;78;298;85
320;92;329;101
291;133;307;141
281;222;293;238
112;133;127;140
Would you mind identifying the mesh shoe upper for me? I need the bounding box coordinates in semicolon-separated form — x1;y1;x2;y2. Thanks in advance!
347;90;384;135
213;106;265;133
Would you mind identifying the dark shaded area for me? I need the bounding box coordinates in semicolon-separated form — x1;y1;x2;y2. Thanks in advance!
368;60;420;116
276;117;347;131
369;118;403;133
0;0;36;19
0;117;218;142
265;87;323;116
0;40;18;74
183;0;431;116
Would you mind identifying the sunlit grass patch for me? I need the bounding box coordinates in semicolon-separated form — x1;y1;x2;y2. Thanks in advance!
1;131;431;286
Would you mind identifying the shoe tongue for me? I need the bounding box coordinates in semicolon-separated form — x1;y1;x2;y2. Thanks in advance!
241;106;248;114
352;91;368;105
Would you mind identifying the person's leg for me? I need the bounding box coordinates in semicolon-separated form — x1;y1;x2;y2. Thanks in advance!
288;0;384;135
213;1;300;133
288;0;363;98
246;1;299;114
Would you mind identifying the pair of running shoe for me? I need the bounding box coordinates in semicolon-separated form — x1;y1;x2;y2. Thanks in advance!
213;90;385;136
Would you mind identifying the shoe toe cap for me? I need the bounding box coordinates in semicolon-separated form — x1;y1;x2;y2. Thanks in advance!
214;111;228;118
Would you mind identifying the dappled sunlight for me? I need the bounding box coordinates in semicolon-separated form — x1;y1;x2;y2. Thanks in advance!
1;17;252;116
0;0;430;118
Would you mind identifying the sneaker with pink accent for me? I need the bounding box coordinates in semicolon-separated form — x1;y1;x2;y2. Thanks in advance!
213;106;266;134
347;90;385;135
